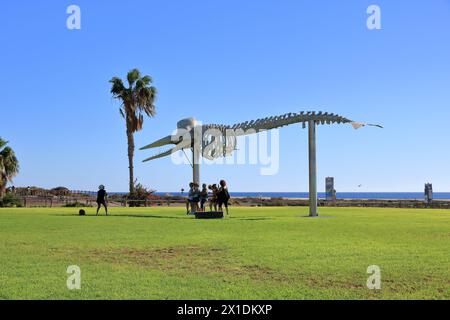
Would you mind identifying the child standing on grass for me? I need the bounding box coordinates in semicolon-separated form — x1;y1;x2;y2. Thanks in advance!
208;184;218;211
96;185;108;216
199;184;208;211
186;182;194;214
192;183;200;212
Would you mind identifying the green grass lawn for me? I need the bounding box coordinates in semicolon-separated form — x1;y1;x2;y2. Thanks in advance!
0;206;448;299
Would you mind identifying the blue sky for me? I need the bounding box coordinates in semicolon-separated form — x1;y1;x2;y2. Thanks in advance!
1;0;449;192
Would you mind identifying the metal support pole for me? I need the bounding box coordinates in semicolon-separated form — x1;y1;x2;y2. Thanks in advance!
191;125;202;186
308;120;318;216
192;147;200;185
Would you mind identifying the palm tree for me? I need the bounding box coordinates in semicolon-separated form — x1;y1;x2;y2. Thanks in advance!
0;138;19;198
109;69;157;194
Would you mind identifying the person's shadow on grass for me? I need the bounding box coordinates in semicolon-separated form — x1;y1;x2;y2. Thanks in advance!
52;213;273;221
52;213;189;220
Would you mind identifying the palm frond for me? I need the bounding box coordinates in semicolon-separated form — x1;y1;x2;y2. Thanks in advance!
141;75;152;85
127;68;141;87
119;107;125;118
0;146;19;181
136;113;144;131
136;86;157;117
0;138;8;149
0;155;5;174
109;77;126;97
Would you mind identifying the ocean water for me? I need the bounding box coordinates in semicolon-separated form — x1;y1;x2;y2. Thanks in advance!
153;192;450;200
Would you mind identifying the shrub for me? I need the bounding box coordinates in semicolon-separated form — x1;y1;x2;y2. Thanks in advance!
0;193;23;207
51;187;70;196
264;197;286;206
127;183;155;207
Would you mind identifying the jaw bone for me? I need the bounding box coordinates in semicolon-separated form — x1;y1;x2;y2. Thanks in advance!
140;117;198;162
140;134;189;162
140;134;177;162
142;147;177;162
140;135;174;150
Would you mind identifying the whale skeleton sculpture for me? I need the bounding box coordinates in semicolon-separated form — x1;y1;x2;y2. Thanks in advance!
141;111;381;216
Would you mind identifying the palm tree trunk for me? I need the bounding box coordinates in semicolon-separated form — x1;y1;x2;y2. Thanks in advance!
126;121;135;194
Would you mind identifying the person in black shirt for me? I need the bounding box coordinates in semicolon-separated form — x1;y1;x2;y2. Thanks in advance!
217;180;230;216
96;185;108;215
199;183;208;211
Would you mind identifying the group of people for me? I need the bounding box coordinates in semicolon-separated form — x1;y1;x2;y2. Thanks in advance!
186;179;230;215
95;181;231;217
